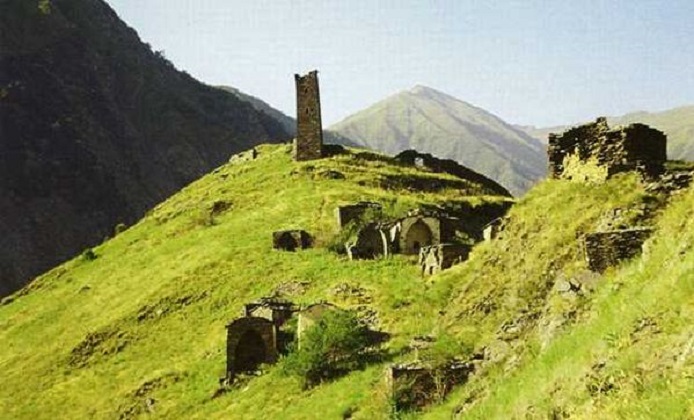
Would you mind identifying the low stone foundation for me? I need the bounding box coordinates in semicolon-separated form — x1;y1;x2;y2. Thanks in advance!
272;230;312;251
583;228;653;272
336;202;382;228
385;361;473;411
419;244;471;275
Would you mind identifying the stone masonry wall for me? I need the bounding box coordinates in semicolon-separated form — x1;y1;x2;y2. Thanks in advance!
419;244;471;275
293;70;323;161
336;202;382;228
583;228;653;273
548;117;666;181
225;317;277;379
272;230;312;251
385;362;473;411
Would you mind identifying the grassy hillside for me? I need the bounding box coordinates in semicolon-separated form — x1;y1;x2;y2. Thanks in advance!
330;86;546;196
0;144;508;419
427;175;694;418
1;144;691;419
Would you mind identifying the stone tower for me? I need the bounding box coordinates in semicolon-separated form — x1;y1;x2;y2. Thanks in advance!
294;70;323;161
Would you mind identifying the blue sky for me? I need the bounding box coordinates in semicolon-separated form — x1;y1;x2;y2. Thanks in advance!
105;0;694;127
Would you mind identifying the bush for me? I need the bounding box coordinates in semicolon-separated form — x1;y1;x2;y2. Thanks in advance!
81;249;97;262
282;310;370;388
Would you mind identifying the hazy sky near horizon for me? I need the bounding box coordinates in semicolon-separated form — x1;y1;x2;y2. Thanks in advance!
105;0;694;127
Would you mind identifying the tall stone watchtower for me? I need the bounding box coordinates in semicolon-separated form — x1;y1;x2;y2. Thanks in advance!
294;70;324;161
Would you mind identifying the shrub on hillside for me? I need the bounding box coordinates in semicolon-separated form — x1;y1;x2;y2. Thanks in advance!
281;309;370;388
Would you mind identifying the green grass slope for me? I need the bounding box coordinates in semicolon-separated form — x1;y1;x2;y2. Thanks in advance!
1;145;691;419
424;176;694;419
0;144;508;419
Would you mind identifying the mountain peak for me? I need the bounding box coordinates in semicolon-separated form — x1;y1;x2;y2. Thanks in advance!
407;85;446;98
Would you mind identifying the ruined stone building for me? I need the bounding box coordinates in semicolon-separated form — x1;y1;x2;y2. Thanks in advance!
225;299;298;381
335;202;382;228
482;217;506;241
346;223;392;260
385;361;473;411
272;230;312;251
294;70;323;161
582;228;652;273
225;300;349;380
419;244;471;276
398;211;457;255
548;117;666;182
225;317;278;381
342;206;473;274
296;302;339;349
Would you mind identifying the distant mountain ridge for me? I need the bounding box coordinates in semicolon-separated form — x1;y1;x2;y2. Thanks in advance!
0;0;290;296
518;105;694;161
329;86;547;196
217;86;296;135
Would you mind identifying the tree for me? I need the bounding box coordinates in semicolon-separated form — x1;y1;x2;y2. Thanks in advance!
282;309;370;388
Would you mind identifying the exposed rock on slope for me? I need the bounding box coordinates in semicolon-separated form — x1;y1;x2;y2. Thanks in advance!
0;0;290;296
330;86;547;196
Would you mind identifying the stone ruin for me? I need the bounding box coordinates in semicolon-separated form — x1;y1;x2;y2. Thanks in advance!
244;299;298;357
224;317;278;382
335;201;382;228
398;210;457;255
272;230;312;251
224;299;299;382
394;150;512;197
346;222;392;260
340;205;479;274
385;360;473;411
548;117;666;182
224;296;393;380
419;244;471;276
482;217;506;241
384;335;475;411
224;299;298;382
293;70;323;161
226;299;383;381
583;228;653;273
